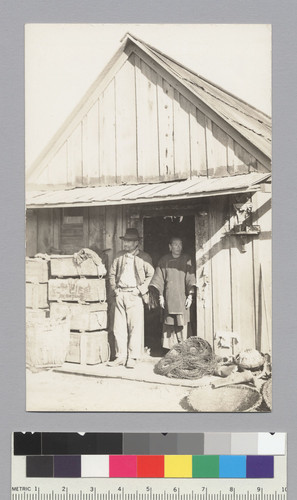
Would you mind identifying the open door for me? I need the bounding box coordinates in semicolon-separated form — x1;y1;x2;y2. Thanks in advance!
143;215;196;355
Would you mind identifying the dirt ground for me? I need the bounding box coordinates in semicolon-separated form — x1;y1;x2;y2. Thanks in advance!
26;369;192;411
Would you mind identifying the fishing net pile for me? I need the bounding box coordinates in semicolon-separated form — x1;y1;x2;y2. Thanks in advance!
154;337;217;379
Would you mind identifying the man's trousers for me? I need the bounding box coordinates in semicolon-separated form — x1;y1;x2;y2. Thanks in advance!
113;291;144;360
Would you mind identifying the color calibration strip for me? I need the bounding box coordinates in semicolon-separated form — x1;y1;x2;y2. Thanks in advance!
14;432;286;456
13;433;285;480
25;454;274;478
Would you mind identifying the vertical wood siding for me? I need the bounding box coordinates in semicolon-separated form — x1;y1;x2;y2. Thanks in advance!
31;55;268;187
27;199;271;353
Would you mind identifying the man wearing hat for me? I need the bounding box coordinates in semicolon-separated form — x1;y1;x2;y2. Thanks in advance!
108;228;154;368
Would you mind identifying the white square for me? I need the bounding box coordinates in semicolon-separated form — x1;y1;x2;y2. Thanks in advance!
81;455;109;477
258;433;286;455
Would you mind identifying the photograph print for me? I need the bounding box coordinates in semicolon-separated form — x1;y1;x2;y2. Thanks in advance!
25;24;272;412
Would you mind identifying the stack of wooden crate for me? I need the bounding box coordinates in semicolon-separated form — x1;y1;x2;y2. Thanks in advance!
26;257;49;320
49;255;110;365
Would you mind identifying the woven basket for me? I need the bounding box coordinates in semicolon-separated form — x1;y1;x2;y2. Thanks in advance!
187;384;262;412
262;378;272;410
26;316;70;369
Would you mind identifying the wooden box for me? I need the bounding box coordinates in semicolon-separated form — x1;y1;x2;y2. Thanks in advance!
65;330;110;365
48;278;106;303
26;283;48;309
26;257;49;283
26;309;48;322
50;302;108;331
50;255;106;277
26;317;70;368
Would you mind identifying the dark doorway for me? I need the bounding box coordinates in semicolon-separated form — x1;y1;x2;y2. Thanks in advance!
143;215;196;355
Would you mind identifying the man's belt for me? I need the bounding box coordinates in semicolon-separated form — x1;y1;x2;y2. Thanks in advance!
118;287;138;292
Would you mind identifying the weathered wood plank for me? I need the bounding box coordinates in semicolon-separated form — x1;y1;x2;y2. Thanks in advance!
115;56;137;183
173;92;191;179
52;208;61;250
189;106;207;177
82;100;100;184
105;205;119;263
233;141;256;174
195;206;213;346
48;143;68;185
83;207;89;247
209;197;232;354
99;79;116;184
67;123;82;185
88;206;106;251
26;210;38;257
135;56;159;182
251;191;272;354
227;136;235;175
210;123;229;177
37;209;52;253
157;75;175;180
230;213;256;351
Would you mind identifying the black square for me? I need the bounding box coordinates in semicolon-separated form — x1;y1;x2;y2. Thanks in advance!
14;433;42;455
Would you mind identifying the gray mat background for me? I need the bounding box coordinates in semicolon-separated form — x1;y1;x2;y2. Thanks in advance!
1;0;296;495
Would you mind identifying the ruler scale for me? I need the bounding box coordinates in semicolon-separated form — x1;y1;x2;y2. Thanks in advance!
11;491;287;500
11;434;287;500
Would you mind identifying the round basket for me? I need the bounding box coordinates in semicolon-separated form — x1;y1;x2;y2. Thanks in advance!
187;384;262;412
262;378;272;410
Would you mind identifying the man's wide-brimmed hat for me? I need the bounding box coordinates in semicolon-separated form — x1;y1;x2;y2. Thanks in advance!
120;228;142;241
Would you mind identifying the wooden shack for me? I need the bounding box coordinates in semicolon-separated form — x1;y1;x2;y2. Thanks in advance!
26;34;272;355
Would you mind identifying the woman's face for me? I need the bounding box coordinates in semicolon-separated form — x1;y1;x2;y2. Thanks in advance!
169;238;183;258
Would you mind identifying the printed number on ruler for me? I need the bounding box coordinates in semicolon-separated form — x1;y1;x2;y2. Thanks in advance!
11;485;287;500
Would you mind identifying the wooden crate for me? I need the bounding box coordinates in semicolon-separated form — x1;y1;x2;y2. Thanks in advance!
66;330;110;365
48;278;106;303
26;258;49;283
26;317;70;368
26;283;48;309
26;309;48;322
50;302;108;331
50;255;106;277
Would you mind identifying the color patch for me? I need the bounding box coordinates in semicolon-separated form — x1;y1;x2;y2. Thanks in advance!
258;433;286;455
231;433;258;455
164;455;192;478
137;455;164;477
81;455;109;477
26;456;54;477
14;433;42;456
54;455;81;478
204;433;231;455
42;433;123;455
123;433;150;455
177;433;204;455
149;434;178;455
219;456;246;478
192;455;220;478
109;455;137;478
246;456;274;478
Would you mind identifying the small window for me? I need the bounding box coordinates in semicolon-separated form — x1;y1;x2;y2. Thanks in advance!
62;207;84;225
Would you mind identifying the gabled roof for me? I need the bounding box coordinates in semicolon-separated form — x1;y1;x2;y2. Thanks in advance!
27;33;271;181
125;33;271;159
